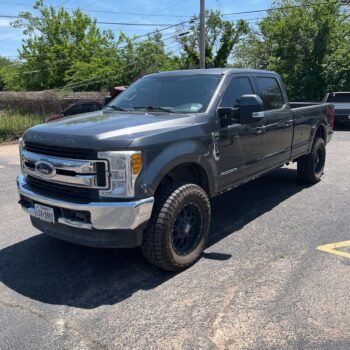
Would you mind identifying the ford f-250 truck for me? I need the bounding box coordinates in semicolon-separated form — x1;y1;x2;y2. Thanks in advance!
17;69;334;271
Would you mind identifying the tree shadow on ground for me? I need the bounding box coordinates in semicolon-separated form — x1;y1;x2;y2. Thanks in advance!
0;167;307;309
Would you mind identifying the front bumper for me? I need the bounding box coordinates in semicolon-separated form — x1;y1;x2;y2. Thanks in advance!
17;175;154;231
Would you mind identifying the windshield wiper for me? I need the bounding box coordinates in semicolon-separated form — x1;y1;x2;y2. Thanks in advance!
104;105;127;111
133;106;175;113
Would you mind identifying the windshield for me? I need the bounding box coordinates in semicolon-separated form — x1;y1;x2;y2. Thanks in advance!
107;74;221;114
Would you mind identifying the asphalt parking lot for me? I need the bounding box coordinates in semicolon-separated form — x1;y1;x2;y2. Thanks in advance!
0;130;349;350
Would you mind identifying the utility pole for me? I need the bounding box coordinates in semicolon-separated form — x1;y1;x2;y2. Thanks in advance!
199;0;205;69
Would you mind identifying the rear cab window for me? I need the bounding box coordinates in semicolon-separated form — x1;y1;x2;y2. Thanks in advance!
255;76;284;110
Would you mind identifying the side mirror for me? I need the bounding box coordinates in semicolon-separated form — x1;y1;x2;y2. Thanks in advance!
239;94;264;124
217;107;239;127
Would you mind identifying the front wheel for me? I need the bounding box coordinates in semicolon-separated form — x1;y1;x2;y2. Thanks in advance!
142;183;211;271
297;137;326;184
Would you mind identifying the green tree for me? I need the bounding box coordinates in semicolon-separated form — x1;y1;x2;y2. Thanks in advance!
177;10;248;68
233;0;347;101
13;0;116;90
323;13;350;92
64;32;180;91
0;57;23;91
261;0;341;100
231;29;271;69
117;32;180;85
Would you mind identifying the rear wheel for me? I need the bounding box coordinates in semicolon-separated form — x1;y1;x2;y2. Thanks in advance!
142;183;211;271
297;137;326;184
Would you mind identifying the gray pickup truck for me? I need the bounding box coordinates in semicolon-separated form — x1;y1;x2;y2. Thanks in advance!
17;69;334;271
323;92;350;126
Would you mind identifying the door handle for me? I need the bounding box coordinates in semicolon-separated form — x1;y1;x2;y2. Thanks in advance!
285;120;293;127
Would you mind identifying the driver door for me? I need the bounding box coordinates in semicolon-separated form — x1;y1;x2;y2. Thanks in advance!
216;76;267;190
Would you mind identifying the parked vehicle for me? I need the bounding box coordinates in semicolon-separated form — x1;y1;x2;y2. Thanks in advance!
46;101;102;122
103;86;128;106
323;92;350;126
17;69;334;271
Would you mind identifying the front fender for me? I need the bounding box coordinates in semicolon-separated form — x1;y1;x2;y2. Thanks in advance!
135;140;216;198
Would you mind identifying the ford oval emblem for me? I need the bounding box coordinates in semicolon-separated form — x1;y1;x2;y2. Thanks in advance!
35;161;56;178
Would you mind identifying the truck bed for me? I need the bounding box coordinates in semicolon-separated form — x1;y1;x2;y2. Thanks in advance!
288;102;334;160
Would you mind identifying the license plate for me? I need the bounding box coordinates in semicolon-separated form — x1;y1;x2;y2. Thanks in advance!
35;204;55;223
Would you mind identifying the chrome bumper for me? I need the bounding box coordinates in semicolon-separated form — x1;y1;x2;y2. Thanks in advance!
17;175;154;230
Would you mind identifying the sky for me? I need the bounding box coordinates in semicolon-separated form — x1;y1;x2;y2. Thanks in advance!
0;0;271;58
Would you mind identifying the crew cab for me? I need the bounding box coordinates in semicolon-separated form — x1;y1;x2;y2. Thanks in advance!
17;69;334;271
323;92;350;126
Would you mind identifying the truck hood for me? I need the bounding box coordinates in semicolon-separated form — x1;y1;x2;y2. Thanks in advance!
24;110;196;150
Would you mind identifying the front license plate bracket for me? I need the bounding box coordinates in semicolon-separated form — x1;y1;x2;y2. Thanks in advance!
34;203;55;224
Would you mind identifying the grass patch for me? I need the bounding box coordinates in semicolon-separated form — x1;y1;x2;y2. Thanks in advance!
0;110;43;143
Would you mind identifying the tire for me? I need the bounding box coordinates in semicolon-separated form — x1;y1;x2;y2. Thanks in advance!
297;137;326;184
142;183;211;271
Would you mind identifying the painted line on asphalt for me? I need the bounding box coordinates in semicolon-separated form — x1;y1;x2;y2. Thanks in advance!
317;240;350;259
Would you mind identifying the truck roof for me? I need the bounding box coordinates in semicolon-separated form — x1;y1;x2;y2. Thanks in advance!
147;68;278;77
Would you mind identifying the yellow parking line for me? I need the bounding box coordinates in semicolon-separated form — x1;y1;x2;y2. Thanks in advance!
317;240;350;259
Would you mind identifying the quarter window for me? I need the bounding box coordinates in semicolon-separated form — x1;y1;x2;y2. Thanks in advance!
220;77;253;108
256;77;284;110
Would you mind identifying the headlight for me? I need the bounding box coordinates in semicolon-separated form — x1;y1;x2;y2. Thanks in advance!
98;151;142;198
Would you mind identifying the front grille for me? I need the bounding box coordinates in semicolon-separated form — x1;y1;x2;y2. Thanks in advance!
27;176;100;201
25;142;97;160
24;142;108;188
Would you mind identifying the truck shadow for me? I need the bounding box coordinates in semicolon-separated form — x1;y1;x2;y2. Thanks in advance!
0;167;307;309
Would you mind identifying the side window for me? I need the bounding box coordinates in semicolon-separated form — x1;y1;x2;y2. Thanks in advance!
65;105;81;116
220;77;253;108
80;104;97;113
255;77;284;110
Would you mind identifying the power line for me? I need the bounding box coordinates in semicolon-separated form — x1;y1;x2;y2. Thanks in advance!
116;0;188;33
222;1;345;16
128;19;192;41
216;0;223;11
0;14;178;26
1;20;191;59
0;32;186;80
0;1;189;18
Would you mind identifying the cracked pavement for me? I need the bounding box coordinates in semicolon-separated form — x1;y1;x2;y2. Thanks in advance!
0;130;349;349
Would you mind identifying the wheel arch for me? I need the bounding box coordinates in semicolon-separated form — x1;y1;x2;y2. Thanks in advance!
314;124;327;143
156;162;211;196
308;123;327;154
135;141;216;198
